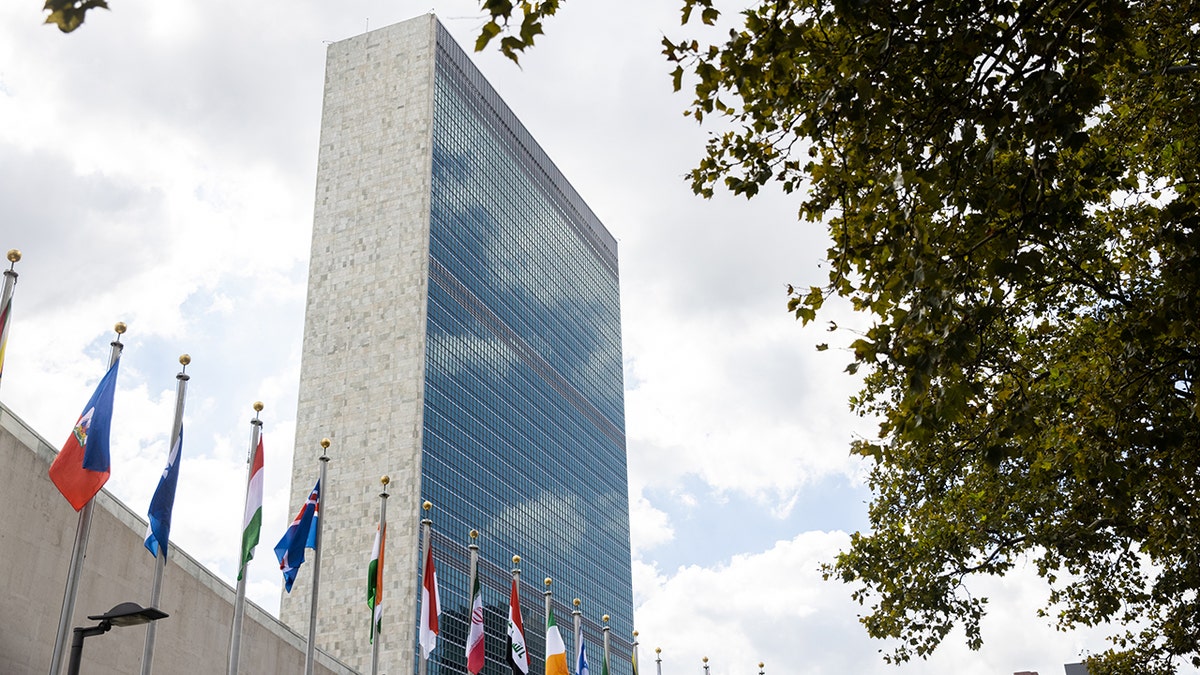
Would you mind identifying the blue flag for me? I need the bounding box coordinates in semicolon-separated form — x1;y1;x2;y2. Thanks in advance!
275;479;320;592
578;638;590;675
144;426;183;558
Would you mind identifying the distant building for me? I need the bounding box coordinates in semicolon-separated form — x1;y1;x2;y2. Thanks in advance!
1064;663;1090;675
281;14;635;675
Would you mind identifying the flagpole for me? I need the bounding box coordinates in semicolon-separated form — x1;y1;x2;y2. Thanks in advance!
632;630;639;675
466;529;482;675
757;662;764;675
654;648;661;675
417;501;433;675
601;615;610;675
48;322;125;675
467;530;480;614
701;656;709;675
370;476;390;675
227;402;264;675
544;578;553;627
0;249;21;393
572;597;581;673
304;438;331;675
140;354;190;675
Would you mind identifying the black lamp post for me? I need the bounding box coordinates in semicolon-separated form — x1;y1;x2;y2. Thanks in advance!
66;602;168;675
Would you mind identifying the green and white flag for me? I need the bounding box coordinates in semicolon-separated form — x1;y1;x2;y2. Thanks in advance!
368;522;386;641
237;436;264;580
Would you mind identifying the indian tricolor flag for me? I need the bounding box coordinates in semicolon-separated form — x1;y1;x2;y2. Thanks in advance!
545;608;569;675
238;435;264;580
367;522;386;641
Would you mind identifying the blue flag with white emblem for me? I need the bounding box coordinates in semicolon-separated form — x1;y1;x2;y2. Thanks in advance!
144;426;183;558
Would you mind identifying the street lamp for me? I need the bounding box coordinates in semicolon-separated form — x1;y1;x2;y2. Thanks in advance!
67;602;168;675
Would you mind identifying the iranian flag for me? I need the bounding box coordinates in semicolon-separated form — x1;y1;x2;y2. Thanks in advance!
466;571;485;674
506;578;529;675
237;436;264;580
419;542;440;657
367;522;386;641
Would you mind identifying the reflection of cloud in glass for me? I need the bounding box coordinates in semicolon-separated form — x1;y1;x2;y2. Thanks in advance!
430;129;622;423
489;489;588;563
426;330;517;377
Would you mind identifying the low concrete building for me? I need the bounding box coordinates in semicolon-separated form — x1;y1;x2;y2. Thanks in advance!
0;403;356;675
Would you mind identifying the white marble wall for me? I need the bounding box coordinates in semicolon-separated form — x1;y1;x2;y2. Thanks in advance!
282;14;438;675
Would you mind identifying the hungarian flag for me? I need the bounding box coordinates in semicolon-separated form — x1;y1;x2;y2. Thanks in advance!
506;578;529;675
238;435;265;580
143;426;183;558
367;522;386;642
419;541;440;657
49;358;120;510
274;479;320;592
545;608;569;675
465;570;485;674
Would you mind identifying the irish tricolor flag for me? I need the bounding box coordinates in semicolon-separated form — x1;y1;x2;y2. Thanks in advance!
237;436;264;580
545;608;569;675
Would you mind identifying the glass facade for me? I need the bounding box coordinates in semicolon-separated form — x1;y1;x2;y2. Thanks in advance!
418;23;635;675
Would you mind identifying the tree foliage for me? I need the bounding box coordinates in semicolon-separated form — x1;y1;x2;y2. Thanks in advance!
43;0;108;33
483;0;1200;671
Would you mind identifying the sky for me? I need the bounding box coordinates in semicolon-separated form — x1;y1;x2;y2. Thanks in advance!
0;1;1145;674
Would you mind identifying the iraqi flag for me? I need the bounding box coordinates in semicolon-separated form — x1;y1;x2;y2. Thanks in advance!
48;358;120;510
419;540;440;657
506;578;529;675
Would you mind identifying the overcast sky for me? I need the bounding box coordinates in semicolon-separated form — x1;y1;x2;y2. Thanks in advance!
0;1;1154;674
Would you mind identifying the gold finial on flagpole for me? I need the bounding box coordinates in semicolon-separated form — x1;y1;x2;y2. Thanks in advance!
179;354;191;366
253;401;264;412
513;554;521;565
114;322;127;335
545;577;552;588
573;598;580;607
6;249;20;268
470;529;478;539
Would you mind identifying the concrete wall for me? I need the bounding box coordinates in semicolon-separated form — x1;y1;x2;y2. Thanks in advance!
282;14;438;675
0;403;357;675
